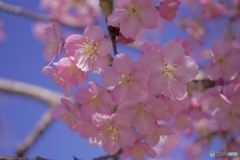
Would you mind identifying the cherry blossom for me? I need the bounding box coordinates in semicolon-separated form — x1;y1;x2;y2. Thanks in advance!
142;41;199;100
205;39;240;81
53;57;88;86
92;113;135;155
43;22;64;62
75;81;115;120
102;53;149;103
64;25;112;73
51;98;81;130
159;0;181;21
107;0;159;39
42;66;72;97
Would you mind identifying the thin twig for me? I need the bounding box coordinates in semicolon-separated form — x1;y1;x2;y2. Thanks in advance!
16;111;53;157
0;1;83;30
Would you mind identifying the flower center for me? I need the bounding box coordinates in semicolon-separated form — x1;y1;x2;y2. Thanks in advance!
127;5;140;18
76;39;98;57
166;3;177;16
64;111;79;124
121;74;134;87
217;57;225;64
162;63;177;81
106;125;118;140
133;147;144;156
90;95;103;106
134;103;147;115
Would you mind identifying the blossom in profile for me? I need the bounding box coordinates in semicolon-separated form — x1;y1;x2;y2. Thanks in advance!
53;57;88;86
44;22;64;62
121;142;157;160
205;40;240;81
142;41;199;100
42;66;72;97
102;53;149;103
107;0;159;39
92;113;135;155
159;0;181;21
64;25;112;73
51;98;82;130
75;81;115;120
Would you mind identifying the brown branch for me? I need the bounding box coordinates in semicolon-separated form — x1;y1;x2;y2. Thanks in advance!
0;78;64;157
16;111;53;157
0;78;62;107
0;1;83;30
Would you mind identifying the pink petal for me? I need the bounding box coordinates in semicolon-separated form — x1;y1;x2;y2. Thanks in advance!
177;56;199;82
97;38;112;56
212;40;229;57
103;139;121;155
161;42;185;64
107;9;128;26
102;68;121;87
113;53;133;74
162;80;186;100
205;63;221;80
134;114;155;134
140;7;159;28
118;129;135;146
120;16;141;38
84;25;104;42
64;34;84;57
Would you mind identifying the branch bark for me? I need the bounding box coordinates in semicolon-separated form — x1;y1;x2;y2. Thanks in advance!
16;111;53;157
0;78;62;107
0;1;83;29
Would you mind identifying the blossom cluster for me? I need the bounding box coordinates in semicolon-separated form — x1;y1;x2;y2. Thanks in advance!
40;0;240;159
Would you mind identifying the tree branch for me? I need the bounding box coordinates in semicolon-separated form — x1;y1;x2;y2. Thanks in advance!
0;78;62;107
16;111;53;157
0;1;83;29
0;78;64;157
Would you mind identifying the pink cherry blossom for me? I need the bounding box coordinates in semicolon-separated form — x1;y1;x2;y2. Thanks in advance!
116;96;169;134
144;124;173;147
53;57;88;86
51;98;82;130
42;66;72;97
102;53;149;103
142;41;199;100
75;81;115;120
92;113;135;155
64;25;112;73
121;142;157;160
107;0;159;39
200;87;231;111
43;22;64;62
159;0;181;21
205;40;240;81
